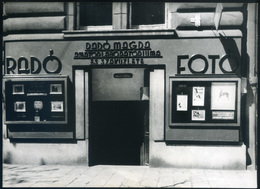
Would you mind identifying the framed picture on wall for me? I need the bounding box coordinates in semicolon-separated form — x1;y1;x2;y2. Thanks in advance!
13;84;24;94
50;84;62;94
51;101;64;112
191;110;205;121
211;82;236;110
192;86;205;106
14;101;26;112
176;95;188;111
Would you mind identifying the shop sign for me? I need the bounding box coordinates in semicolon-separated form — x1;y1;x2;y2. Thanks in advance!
6;50;62;74
74;40;163;65
177;54;239;74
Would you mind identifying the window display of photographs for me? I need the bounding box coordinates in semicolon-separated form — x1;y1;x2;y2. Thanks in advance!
191;110;205;121
211;82;236;110
14;101;26;112
13;84;24;94
50;84;62;94
51;101;64;112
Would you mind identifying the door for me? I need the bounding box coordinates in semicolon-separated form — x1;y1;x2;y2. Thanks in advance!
89;68;149;166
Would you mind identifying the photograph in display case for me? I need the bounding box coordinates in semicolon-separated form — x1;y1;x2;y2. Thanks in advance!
176;95;188;111
191;110;205;121
14;101;26;112
51;101;64;112
13;84;24;94
211;82;236;110
50;84;62;94
192;86;205;106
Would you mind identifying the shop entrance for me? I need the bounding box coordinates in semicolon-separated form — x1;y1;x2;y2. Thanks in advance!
89;68;149;166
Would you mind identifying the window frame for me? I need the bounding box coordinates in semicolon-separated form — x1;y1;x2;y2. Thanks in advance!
77;2;113;31
77;2;168;31
129;2;167;30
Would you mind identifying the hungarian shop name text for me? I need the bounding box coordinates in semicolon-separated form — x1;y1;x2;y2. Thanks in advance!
74;41;163;65
5;40;239;74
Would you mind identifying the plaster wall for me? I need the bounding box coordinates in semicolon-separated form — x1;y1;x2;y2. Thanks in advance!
149;141;246;169
2;138;89;165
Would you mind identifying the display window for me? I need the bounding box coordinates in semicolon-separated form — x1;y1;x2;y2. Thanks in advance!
4;76;68;124
169;77;241;127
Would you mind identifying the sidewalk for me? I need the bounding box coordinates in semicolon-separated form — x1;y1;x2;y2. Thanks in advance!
2;164;257;188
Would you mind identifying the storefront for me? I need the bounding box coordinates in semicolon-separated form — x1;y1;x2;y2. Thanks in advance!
2;2;258;170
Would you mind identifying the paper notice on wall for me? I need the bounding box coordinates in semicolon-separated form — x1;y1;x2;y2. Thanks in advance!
192;87;205;106
212;111;235;120
177;95;188;111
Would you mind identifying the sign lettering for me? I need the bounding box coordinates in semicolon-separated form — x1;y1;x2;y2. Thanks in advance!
177;54;238;74
74;41;163;65
6;50;62;74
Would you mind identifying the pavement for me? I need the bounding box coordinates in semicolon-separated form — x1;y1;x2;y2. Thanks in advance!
2;163;257;188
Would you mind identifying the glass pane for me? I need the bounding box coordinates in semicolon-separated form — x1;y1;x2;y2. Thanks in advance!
132;2;165;25
80;2;112;26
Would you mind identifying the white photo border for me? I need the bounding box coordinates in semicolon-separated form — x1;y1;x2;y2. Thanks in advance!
13;84;24;94
50;84;62;94
14;101;26;112
191;110;205;121
51;101;64;112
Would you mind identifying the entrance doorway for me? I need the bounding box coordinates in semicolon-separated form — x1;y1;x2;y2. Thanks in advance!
89;67;149;166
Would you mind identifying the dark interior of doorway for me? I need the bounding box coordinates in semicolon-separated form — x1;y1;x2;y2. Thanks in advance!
89;101;146;166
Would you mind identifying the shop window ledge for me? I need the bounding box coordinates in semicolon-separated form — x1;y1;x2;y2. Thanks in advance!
63;29;176;38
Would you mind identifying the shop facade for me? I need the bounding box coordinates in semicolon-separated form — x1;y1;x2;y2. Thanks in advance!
2;2;258;170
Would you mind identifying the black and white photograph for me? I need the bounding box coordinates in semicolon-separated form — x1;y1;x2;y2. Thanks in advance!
14;101;26;112
177;94;188;111
12;84;24;94
191;110;206;121
50;84;62;94
211;82;236;110
192;86;205;106
51;101;64;112
2;1;258;188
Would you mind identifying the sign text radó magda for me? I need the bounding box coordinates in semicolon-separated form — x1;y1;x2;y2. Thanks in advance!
74;41;163;65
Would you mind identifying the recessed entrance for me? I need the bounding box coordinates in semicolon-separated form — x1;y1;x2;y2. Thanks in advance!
89;67;149;166
89;101;147;165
